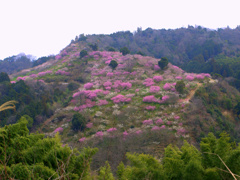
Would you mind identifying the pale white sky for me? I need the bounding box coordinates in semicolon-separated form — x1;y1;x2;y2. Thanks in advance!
0;0;239;60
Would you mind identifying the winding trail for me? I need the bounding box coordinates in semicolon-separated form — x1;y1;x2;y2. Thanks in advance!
179;83;202;103
179;79;217;104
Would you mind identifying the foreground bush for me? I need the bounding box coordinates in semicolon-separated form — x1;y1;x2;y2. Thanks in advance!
0;120;97;179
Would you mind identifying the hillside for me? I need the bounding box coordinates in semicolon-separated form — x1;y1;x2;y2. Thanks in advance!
73;27;240;90
2;41;240;171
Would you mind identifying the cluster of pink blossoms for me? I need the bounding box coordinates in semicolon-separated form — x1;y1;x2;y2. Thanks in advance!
29;74;38;78
143;78;155;87
163;83;176;91
86;122;93;128
95;131;104;137
38;70;52;77
151;126;161;131
143;95;158;103
149;86;160;93
195;74;205;80
74;99;96;111
55;70;70;76
185;75;195;81
107;127;117;132
155;119;163;125
145;106;156;110
55;55;62;60
111;94;131;103
175;76;182;80
17;76;27;81
143;95;169;104
84;83;94;89
153;76;163;82
97;99;109;106
79;137;86;142
54;127;63;133
154;65;161;71
102;80;132;91
177;128;186;135
142;119;153;125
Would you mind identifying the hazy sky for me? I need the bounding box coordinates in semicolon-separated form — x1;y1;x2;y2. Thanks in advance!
0;0;239;60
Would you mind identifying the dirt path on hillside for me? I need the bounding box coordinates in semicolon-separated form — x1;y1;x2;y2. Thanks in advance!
179;78;217;104
179;83;202;103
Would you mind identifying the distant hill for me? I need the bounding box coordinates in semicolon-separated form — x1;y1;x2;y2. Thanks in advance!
74;26;240;62
0;54;54;75
72;26;240;84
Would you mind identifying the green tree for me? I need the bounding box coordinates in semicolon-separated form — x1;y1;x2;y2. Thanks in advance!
136;51;145;56
0;72;10;83
109;60;118;71
71;113;87;131
120;47;130;55
80;50;88;59
89;43;98;51
78;34;87;41
0;119;97;179
234;102;240;116
107;47;116;52
98;161;115;180
117;153;165;180
175;80;185;94
158;57;169;69
18;115;33;129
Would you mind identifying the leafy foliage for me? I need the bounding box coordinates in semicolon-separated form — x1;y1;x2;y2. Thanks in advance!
80;50;88;59
71;113;87;131
0;79;54;127
89;43;98;51
117;133;240;180
109;60;118;71
0;120;98;179
120;47;130;55
158;57;169;69
175;80;185;94
0;72;10;83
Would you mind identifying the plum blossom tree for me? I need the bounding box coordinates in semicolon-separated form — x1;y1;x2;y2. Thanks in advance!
156;119;163;125
185;75;194;81
149;86;160;93
145;106;156;110
84;83;94;89
111;95;131;103
153;76;163;82
142;119;153;125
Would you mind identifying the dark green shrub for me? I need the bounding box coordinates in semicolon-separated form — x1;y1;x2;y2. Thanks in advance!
0;72;10;83
109;60;118;71
68;82;79;91
175;80;185;94
158;57;169;69
89;43;98;51
80;50;88;59
72;113;87;131
120;47;130;55
107;47;116;52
